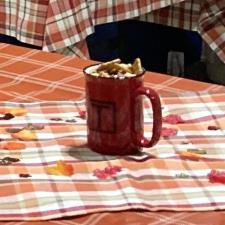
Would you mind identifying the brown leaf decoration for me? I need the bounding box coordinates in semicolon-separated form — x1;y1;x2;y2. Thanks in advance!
47;160;74;176
0;113;14;120
11;130;37;141
187;148;207;155
0;157;20;165
6;128;23;133
19;174;32;178
24;123;45;130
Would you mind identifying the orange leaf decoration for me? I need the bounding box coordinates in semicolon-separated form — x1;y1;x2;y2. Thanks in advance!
4;108;28;116
11;130;37;141
0;128;5;134
3;142;26;150
178;151;202;161
47;160;74;176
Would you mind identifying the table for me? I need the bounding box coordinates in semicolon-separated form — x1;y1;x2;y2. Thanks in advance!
1;0;225;64
0;43;225;225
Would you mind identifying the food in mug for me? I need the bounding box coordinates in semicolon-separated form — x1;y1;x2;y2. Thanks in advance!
90;58;143;78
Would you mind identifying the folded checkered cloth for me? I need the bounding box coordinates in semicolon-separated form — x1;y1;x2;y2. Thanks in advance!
140;0;225;64
1;0;225;63
0;90;225;221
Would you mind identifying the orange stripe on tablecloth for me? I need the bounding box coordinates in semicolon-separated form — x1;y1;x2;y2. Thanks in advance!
21;138;86;148
0;43;95;70
0;160;111;174
155;137;225;145
0;178;217;197
210;93;225;102
0;44;32;56
1;43;224;96
144;119;225;131
0;101;84;114
2;155;225;174
62;179;218;192
166;78;216;92
161;106;225;116
0;138;86;153
144;75;225;95
27;106;74;114
0;75;85;102
184;137;225;145
27;105;85;114
31;90;85;101
0;51;83;77
175;118;225;130
0;56;11;65
43;124;85;132
0;183;35;197
161;92;225;104
0;165;46;174
118;159;225;171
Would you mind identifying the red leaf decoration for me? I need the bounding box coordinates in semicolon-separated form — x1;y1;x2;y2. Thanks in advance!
93;165;122;179
161;127;178;137
208;170;225;184
79;110;86;119
93;169;109;179
163;114;185;124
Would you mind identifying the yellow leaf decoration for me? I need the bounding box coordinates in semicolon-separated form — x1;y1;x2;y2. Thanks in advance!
4;108;28;116
47;160;74;176
178;151;202;161
0;128;5;134
11;130;37;141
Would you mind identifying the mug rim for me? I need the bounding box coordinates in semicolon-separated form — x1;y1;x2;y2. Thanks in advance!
83;63;145;80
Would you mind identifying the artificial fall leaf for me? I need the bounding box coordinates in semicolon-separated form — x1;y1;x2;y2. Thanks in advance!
93;165;122;179
0;128;6;134
47;160;74;176
3;141;26;150
4;108;28;116
78;110;86;119
0;113;14;120
11;129;37;141
187;148;207;155
161;127;178;137
56;160;73;175
208;170;225;184
163;114;185;124
175;173;189;178
46;167;62;176
0;157;20;165
178;151;202;161
19;174;32;178
93;169;109;179
208;125;220;130
25;123;45;130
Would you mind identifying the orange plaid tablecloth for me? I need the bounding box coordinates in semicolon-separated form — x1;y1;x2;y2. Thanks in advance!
1;43;225;224
1;0;225;63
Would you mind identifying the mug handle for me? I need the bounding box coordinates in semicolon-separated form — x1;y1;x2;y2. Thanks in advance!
134;86;162;148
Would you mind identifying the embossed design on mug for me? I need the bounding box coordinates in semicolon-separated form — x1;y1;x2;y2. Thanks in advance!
88;99;116;133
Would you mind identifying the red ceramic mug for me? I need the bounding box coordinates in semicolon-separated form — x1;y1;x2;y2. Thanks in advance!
84;64;162;155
